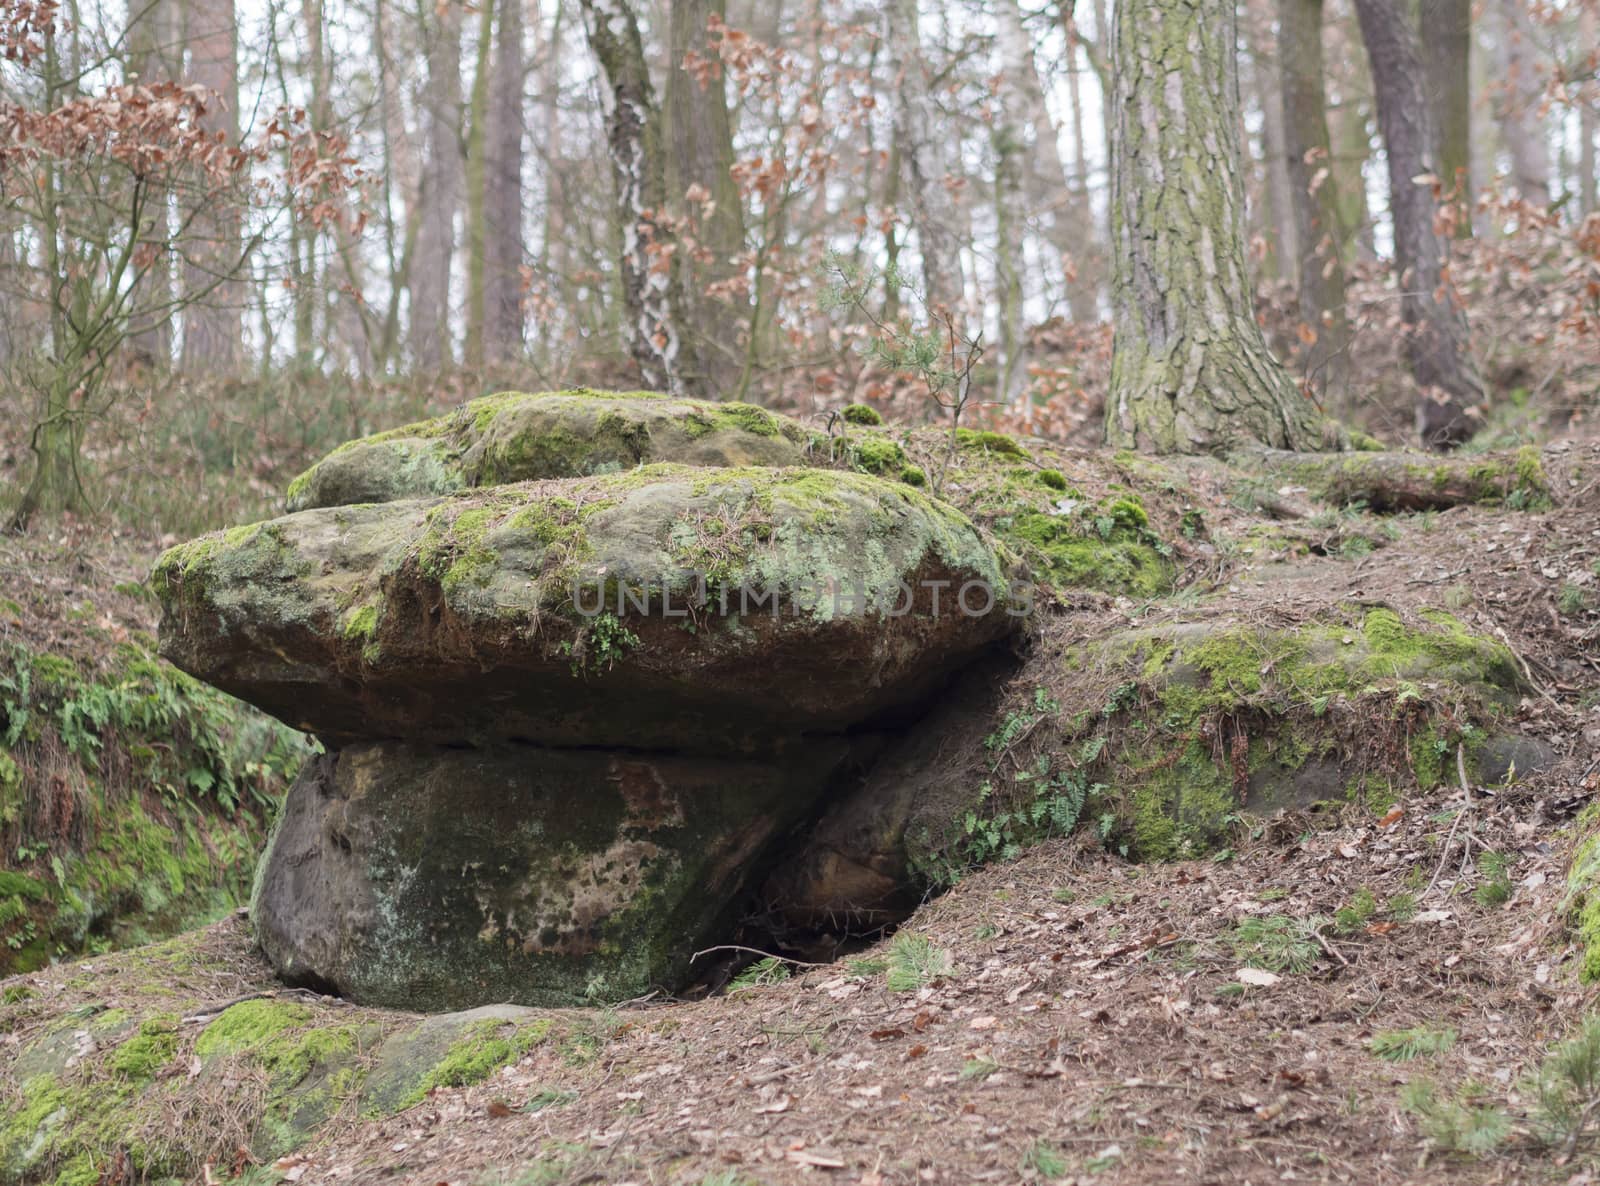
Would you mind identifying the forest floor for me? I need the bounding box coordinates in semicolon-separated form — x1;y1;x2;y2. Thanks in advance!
3;433;1599;1186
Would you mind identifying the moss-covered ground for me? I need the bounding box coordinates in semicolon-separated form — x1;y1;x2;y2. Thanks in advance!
0;919;571;1183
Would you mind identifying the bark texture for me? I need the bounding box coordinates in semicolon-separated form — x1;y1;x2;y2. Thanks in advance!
665;0;743;394
1105;0;1321;454
1490;0;1553;208
1278;0;1350;392
179;0;242;373
411;0;464;371
484;0;525;362
887;0;964;315
1353;0;1484;448
125;0;178;366
580;0;687;392
1420;0;1472;206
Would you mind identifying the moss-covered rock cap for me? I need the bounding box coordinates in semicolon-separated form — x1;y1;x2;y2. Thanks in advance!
155;464;1017;750
284;388;813;511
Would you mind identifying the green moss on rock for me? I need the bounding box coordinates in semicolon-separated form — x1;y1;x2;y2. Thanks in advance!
955;428;1029;459
283;390;812;511
156;464;1015;751
920;605;1534;868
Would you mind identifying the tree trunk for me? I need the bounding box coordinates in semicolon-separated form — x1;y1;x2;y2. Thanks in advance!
1243;1;1299;284
484;0;525;363
1419;0;1471;214
1490;0;1553;208
1353;0;1484;448
998;0;1097;325
533;3;568;358
886;0;963;316
1060;8;1104;321
665;0;744;394
1581;5;1598;215
125;0;177;367
1278;0;1351;394
992;0;1030;404
1326;7;1375;262
579;0;689;392
1105;0;1322;454
11;378;83;532
179;0;242;374
463;0;495;367
412;0;464;371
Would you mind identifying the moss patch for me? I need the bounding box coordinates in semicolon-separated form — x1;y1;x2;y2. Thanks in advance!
921;605;1526;870
283;390;811;510
0;635;307;975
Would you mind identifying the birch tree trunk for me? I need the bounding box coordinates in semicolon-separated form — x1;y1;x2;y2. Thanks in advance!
886;0;963;316
1353;0;1484;448
180;0;242;374
1279;0;1350;393
1105;0;1321;454
484;0;525;362
1490;0;1553;208
665;0;743;394
579;0;688;392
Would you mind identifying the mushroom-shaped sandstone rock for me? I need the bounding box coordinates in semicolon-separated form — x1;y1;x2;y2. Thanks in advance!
155;451;1017;1009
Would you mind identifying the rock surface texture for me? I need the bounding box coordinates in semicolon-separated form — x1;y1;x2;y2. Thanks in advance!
156;392;1017;1009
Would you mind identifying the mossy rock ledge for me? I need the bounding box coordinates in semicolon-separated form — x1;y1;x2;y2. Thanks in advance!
763;603;1553;920
284;388;813;511
154;447;1016;1010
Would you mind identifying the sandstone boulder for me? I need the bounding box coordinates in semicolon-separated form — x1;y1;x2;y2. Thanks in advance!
156;464;1015;750
284;389;812;511
253;742;847;1010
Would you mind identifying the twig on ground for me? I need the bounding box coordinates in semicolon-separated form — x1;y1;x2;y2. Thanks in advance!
1423;745;1475;900
690;945;831;968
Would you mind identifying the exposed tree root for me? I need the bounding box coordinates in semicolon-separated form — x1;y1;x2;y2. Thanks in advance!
1233;446;1549;512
